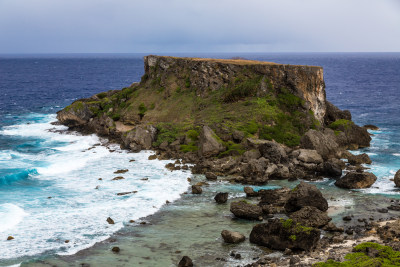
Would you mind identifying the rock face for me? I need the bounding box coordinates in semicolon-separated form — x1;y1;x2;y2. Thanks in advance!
284;182;328;212
335;172;377;189
295;149;323;164
144;55;327;124
289;206;331;228
249;218;320;251
324;101;351;125
221;230;245;244
230;201;263;220
122;125;157;150
198;126;225;157
258;141;287;164
394;170;400;187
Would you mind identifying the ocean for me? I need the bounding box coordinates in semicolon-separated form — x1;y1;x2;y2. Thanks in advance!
0;53;399;266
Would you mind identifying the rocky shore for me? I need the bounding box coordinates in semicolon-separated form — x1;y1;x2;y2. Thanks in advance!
54;55;400;266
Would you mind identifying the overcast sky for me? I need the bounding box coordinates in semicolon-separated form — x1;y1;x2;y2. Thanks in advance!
0;0;399;53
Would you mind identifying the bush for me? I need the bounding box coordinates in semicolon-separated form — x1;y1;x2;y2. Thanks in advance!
328;119;354;130
96;92;107;99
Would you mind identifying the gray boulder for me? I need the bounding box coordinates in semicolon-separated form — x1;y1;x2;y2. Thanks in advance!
394;170;400;187
289;206;331;228
295;149;323;164
348;153;372;165
123;125;157;150
258;141;287;164
300;129;340;160
214;192;228;203
335;172;377;189
198;126;225;157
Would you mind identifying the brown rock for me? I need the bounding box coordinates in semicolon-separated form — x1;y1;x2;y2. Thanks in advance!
114;169;128;174
394;170;400;187
289;206;331;228
214;192;228;203
230;201;263;220
284;182;328;212
191;185;202;194
7;236;14;240
178;256;193;267
221;230;245;244
107;217;115;224
335;172;377;189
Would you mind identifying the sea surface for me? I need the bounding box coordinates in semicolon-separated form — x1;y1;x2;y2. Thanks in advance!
0;53;399;266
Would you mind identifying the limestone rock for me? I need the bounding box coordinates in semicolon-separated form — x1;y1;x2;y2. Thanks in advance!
122;125;157;150
249;218;320;251
335;172;377;189
191;185;202;194
289;206;331;228
284;182;328;212
198;126;225;157
230;201;263;220
348;153;372;165
258;141;287;164
214;192;228;203
394;170;400;187
295;149;323;164
300;129;340;160
221;230;245;244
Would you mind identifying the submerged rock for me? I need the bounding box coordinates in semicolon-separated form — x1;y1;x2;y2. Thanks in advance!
7;236;14;240
111;246;120;253
221;230;245;244
284;182;328;212
114;169;128;174
191;185;203;194
230;201;263;220
249;218;320;251
335;171;377;189
107;217;115;224
244;186;259;197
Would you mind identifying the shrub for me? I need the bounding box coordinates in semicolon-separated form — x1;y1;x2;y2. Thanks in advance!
328;119;354;130
96;92;107;99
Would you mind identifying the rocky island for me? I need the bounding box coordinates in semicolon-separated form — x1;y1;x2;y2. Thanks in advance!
55;56;399;266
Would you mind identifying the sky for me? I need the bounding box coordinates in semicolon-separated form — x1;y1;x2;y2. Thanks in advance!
0;0;399;53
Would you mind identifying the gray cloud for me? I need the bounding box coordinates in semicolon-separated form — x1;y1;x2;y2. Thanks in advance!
0;0;399;53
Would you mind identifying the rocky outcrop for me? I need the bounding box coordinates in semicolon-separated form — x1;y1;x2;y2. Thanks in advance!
378;220;400;241
335;171;377;189
221;230;245;244
300;129;340;160
347;153;372;165
394;170;400;187
121;125;157;150
284;182;328;212
230;201;263;220
249;218;320;251
198;126;225;157
324;101;351;125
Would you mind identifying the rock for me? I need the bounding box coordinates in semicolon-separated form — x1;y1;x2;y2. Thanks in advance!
191;185;202;194
232;130;245;142
284;182;328;212
158;141;168;150
347;153;372;165
116;191;137;196
107;217;115;224
148;155;157;160
205;172;217;180
122;125;157;150
258;141;287;164
342;216;352;221
289;206;331;228
242;149;261;162
214;192;228;203
363;124;379;130
259;187;291;210
295;149;323;164
230;201;263;220
178;256;193;267
56;101;94;127
300;129;340;160
321;160;343;178
198;126;225;157
111;246;120;253
114;169;128;174
378;220;400;241
394;170;400;187
7;236;14;240
221;230;246;244
244;186;259;197
249;218;320;251
129;143;142;152
112;176;124;181
324;101;352;125
335;172;377;189
334;123;371;149
322;222;344;232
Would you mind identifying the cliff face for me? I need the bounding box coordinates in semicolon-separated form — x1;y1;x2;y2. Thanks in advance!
144;56;326;123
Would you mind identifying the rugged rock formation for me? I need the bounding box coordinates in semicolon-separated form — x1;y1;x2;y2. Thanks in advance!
289;206;331;228
230;201;263;220
221;230;246;244
284;182;329;213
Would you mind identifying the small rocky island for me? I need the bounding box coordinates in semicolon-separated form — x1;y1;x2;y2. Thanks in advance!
57;56;399;266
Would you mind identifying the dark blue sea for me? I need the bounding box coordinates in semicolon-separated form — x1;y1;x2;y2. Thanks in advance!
0;53;399;264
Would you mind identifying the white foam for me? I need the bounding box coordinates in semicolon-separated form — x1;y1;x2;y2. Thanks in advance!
0;115;190;260
394;153;400;157
0;204;28;233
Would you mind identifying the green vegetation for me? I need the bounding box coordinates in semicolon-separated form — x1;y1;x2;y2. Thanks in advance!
289;235;297;241
281;218;294;228
96;92;108;99
314;242;400;267
185;77;191;88
328;119;354;130
153;123;179;147
222;75;262;102
180;144;198;153
138;103;147;118
218;141;245;158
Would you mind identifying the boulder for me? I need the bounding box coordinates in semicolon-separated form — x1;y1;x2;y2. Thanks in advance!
284;182;328;212
289;206;331;228
324;101;352;125
320;159;343;178
334;123;371;149
363;124;379;130
244;186;259;197
122;125;157;150
214;192;228;203
198;126;225;157
295;149;323;164
394;170;400;187
300;129;340;160
230;201;263;220
378;220;400;241
191;185;203;194
242;149;261;163
107;217;115;224
221;230;246;244
205;172;217;180
249;218;320;251
259;187;291;206
348;153;372;165
334;172;377;189
258;141;287;164
56;101;94;127
178;256;193;267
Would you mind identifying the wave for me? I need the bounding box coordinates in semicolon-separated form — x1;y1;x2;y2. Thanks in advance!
0;169;37;185
0;204;28;233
